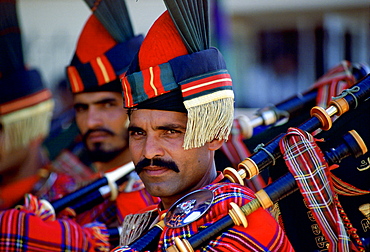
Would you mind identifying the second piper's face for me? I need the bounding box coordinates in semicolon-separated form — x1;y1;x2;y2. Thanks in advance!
73;91;129;161
128;109;215;207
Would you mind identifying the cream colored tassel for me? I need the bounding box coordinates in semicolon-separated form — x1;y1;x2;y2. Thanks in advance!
183;90;234;150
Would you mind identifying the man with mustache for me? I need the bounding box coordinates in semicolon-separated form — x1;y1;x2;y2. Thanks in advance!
112;5;294;251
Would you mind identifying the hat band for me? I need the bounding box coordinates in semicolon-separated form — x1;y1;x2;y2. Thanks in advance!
0;89;52;115
67;35;143;93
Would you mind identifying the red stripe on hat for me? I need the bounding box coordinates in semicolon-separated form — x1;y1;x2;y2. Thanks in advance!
122;77;133;107
91;55;116;86
1;89;52;115
181;73;232;97
67;66;84;93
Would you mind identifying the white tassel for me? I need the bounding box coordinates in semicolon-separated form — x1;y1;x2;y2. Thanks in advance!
183;92;234;150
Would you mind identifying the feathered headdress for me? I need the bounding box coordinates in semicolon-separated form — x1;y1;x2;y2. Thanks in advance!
122;0;234;149
66;0;143;93
0;0;54;155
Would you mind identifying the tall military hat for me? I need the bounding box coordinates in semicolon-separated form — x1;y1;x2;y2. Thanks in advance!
0;0;54;155
66;0;143;93
122;0;234;150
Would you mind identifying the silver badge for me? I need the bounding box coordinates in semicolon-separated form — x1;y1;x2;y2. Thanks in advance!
165;189;214;228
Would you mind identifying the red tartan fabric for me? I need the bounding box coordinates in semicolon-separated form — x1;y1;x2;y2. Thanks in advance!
0;164;159;252
279;127;351;252
0;175;40;210
116;189;160;223
313;60;356;108
0;207;108;252
113;182;294;252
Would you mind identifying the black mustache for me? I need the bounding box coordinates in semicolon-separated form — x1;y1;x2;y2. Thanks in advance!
135;158;180;174
82;128;115;142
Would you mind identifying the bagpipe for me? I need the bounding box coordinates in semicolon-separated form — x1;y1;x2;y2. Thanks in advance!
40;162;135;243
217;61;369;192
225;73;370;183
50;162;134;214
165;129;368;252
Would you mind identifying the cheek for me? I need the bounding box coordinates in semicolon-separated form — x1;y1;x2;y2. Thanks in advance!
129;140;142;160
75;115;87;133
107;112;128;131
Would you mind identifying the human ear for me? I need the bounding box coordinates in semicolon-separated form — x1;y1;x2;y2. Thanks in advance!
208;139;225;151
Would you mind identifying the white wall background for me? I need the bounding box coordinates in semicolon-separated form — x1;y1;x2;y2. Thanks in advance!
18;0;166;89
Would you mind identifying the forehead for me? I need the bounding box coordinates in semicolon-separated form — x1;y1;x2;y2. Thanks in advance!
73;91;122;104
129;109;187;127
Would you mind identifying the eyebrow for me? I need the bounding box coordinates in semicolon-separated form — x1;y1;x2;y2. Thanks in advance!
74;98;117;107
127;126;142;132
157;124;186;131
93;98;117;105
128;124;186;132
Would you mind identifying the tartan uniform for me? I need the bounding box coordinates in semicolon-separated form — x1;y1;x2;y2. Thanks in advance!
113;173;294;252
0;195;108;252
0;165;159;252
73;178;160;226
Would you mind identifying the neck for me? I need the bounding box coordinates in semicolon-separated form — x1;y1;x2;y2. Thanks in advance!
161;162;218;210
94;147;132;173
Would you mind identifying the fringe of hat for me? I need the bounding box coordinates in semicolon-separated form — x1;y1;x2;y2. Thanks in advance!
184;91;234;149
0;99;54;154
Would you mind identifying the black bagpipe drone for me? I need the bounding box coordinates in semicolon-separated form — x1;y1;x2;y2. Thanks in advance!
216;61;369;192
44;162;134;243
50;162;133;215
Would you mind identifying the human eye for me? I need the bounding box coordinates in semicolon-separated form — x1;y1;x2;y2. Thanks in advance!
128;127;145;139
104;101;116;109
165;129;178;134
162;128;183;137
74;104;87;113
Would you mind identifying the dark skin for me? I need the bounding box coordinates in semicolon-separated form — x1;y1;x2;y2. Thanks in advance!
128;109;224;209
73;91;131;172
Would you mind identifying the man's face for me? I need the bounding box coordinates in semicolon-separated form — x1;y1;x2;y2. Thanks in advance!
74;91;129;162
128;109;216;206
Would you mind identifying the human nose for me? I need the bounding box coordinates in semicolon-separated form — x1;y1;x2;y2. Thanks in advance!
142;135;164;160
86;108;103;129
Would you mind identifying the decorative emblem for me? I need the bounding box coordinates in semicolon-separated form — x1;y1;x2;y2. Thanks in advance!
165;189;214;228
